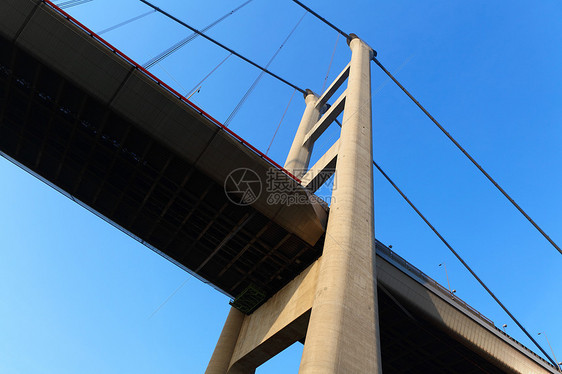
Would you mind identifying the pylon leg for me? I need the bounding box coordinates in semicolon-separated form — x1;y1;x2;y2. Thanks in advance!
299;35;382;374
284;90;321;178
205;307;247;374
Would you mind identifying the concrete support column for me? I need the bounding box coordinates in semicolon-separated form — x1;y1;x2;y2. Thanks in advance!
284;89;320;179
205;307;246;374
299;36;381;373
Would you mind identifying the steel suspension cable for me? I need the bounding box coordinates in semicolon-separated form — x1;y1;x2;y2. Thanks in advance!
372;160;558;367
290;0;350;40
224;12;307;126
329;116;558;365
185;53;233;98
267;88;297;155
58;0;93;9
157;64;190;97
372;57;562;257
292;0;561;258
321;33;340;93
288;2;561;258
97;10;156;35
138;0;306;94
143;0;253;69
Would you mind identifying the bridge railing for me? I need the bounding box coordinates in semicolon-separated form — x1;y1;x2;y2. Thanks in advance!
377;244;495;326
378;244;558;371
493;325;559;370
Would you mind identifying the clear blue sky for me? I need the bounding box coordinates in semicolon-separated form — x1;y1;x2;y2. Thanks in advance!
1;0;561;372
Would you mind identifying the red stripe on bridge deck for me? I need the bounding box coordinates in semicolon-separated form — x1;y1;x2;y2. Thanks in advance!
41;0;301;184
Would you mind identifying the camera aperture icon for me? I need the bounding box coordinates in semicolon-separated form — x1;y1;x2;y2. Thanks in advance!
224;168;262;206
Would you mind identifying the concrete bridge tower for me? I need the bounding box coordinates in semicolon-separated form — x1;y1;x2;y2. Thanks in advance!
205;34;382;374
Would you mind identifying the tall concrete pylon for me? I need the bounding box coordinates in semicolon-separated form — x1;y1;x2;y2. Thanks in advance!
284;89;321;180
205;34;381;374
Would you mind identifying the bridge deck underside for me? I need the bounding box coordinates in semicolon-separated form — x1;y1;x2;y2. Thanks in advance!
378;289;505;373
0;36;324;301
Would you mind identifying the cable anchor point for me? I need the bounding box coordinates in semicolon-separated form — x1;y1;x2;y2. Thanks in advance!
347;33;377;59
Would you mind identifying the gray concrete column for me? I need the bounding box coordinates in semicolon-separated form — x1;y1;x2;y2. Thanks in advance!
299;36;381;373
205;307;246;374
284;89;321;179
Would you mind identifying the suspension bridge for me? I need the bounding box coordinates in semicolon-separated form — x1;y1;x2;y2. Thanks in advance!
1;0;560;373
